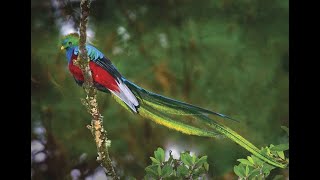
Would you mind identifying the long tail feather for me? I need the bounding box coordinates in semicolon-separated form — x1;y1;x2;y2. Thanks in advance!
116;79;286;168
123;78;239;122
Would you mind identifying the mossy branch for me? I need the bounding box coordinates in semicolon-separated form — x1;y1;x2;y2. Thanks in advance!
76;0;119;179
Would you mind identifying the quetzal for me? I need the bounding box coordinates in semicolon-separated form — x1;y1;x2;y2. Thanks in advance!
60;33;287;168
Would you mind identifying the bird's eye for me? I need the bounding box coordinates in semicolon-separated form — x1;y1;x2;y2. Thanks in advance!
68;42;72;45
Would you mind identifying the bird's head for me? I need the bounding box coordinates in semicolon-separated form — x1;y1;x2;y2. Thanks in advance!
60;33;79;50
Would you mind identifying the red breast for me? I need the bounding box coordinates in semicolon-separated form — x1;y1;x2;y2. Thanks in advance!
68;53;120;92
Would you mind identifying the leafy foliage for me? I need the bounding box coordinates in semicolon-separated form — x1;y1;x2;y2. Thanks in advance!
144;148;209;179
234;127;289;179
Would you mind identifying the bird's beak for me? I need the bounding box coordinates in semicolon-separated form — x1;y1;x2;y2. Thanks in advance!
60;46;65;50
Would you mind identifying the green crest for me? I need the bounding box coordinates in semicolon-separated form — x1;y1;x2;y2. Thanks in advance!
61;33;80;49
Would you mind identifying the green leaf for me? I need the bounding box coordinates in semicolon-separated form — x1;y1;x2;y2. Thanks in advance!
192;168;204;178
260;147;269;156
157;165;162;176
247;156;254;164
237;159;254;167
161;164;173;177
192;154;197;164
150;157;160;164
194;156;207;169
145;165;158;177
233;166;242;178
269;144;275;148
251;156;264;167
248;168;260;178
234;165;245;178
277;151;285;159
266;147;271;155
204;162;209;171
261;164;274;175
180;153;193;166
194;167;206;177
154;148;165;163
281;126;289;135
245;165;250;176
172;170;176;177
177;165;189;177
270;144;289;151
266;164;276;171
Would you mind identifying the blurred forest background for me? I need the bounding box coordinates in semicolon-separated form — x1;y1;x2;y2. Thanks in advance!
31;0;288;179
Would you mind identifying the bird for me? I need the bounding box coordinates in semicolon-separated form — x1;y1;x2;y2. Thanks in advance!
60;33;287;168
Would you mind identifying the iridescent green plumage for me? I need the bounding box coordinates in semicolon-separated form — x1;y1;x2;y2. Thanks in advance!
61;33;80;49
122;79;287;168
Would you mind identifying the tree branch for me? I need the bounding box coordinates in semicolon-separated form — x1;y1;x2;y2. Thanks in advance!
77;0;119;179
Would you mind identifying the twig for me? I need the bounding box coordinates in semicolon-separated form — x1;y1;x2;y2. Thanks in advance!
77;0;119;179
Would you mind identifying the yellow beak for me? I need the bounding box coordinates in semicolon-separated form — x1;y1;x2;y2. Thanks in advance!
60;46;65;50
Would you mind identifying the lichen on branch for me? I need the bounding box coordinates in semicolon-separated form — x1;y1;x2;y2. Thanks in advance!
76;0;119;179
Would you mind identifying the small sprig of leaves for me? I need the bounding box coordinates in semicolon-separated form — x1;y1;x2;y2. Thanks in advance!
234;127;289;180
144;147;209;179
